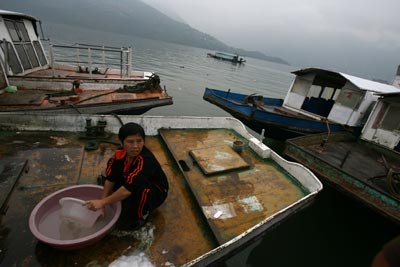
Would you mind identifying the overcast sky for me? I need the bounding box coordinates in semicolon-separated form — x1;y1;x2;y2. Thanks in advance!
142;0;400;82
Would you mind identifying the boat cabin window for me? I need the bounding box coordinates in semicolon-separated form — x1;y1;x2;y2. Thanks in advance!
33;41;47;66
306;85;338;100
335;84;364;110
0;42;23;74
4;18;42;73
291;77;312;96
14;42;39;69
300;84;340;117
380;104;400;131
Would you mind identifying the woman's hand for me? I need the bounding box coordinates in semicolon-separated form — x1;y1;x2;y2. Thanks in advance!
84;200;106;216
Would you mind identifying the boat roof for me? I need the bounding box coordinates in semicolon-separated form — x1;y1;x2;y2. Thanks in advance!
292;68;400;94
0;9;39;22
374;92;400;97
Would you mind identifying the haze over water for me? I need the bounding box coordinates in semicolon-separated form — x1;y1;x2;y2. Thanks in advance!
44;23;399;267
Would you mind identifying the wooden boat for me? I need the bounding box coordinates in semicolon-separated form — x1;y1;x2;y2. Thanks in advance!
207;52;246;63
203;68;400;139
284;92;400;223
0;113;322;267
0;9;173;114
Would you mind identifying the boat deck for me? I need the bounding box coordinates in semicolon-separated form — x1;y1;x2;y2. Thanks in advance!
285;133;400;222
296;137;399;192
0;127;308;266
1;67;171;113
160;129;305;244
21;68;147;80
270;106;314;120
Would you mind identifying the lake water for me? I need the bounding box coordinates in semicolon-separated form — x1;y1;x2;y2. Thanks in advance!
44;23;399;267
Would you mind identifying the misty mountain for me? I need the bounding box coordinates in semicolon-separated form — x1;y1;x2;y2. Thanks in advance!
1;0;289;65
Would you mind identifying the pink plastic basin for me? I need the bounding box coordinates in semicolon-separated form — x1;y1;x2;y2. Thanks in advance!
29;184;121;250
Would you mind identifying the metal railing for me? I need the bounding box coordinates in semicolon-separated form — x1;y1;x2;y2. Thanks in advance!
47;42;132;78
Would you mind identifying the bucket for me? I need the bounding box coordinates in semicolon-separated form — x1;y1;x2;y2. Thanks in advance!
232;140;244;152
59;197;102;228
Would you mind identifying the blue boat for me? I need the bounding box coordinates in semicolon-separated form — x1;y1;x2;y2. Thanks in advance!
207;52;246;63
203;68;400;139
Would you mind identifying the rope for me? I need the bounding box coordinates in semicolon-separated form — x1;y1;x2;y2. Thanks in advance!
69;104;82;114
325;119;331;140
111;113;124;126
319;119;331;152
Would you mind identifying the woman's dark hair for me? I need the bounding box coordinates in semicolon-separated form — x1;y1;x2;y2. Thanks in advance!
118;122;145;142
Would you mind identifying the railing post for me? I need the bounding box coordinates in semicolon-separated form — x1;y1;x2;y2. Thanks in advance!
88;47;92;78
120;49;123;78
77;45;80;68
102;45;105;70
128;46;132;76
49;42;55;77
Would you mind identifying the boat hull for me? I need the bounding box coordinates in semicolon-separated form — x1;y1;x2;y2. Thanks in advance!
0;96;173;115
204;88;357;139
207;53;245;64
1;74;173;115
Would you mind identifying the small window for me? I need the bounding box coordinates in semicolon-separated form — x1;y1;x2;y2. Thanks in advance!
0;42;23;74
380;105;400;130
335;88;364;109
306;84;322;98
320;87;337;100
332;88;341;99
16;21;30;41
291;77;312;96
33;41;47;66
14;44;31;70
4;20;20;41
25;44;40;68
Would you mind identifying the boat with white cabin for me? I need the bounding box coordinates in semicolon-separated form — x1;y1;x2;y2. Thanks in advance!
0;9;172;114
285;83;400;223
204;68;400;139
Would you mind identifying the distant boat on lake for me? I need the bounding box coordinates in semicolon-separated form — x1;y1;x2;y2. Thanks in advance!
203;68;400;139
207;51;246;64
0;9;173;115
